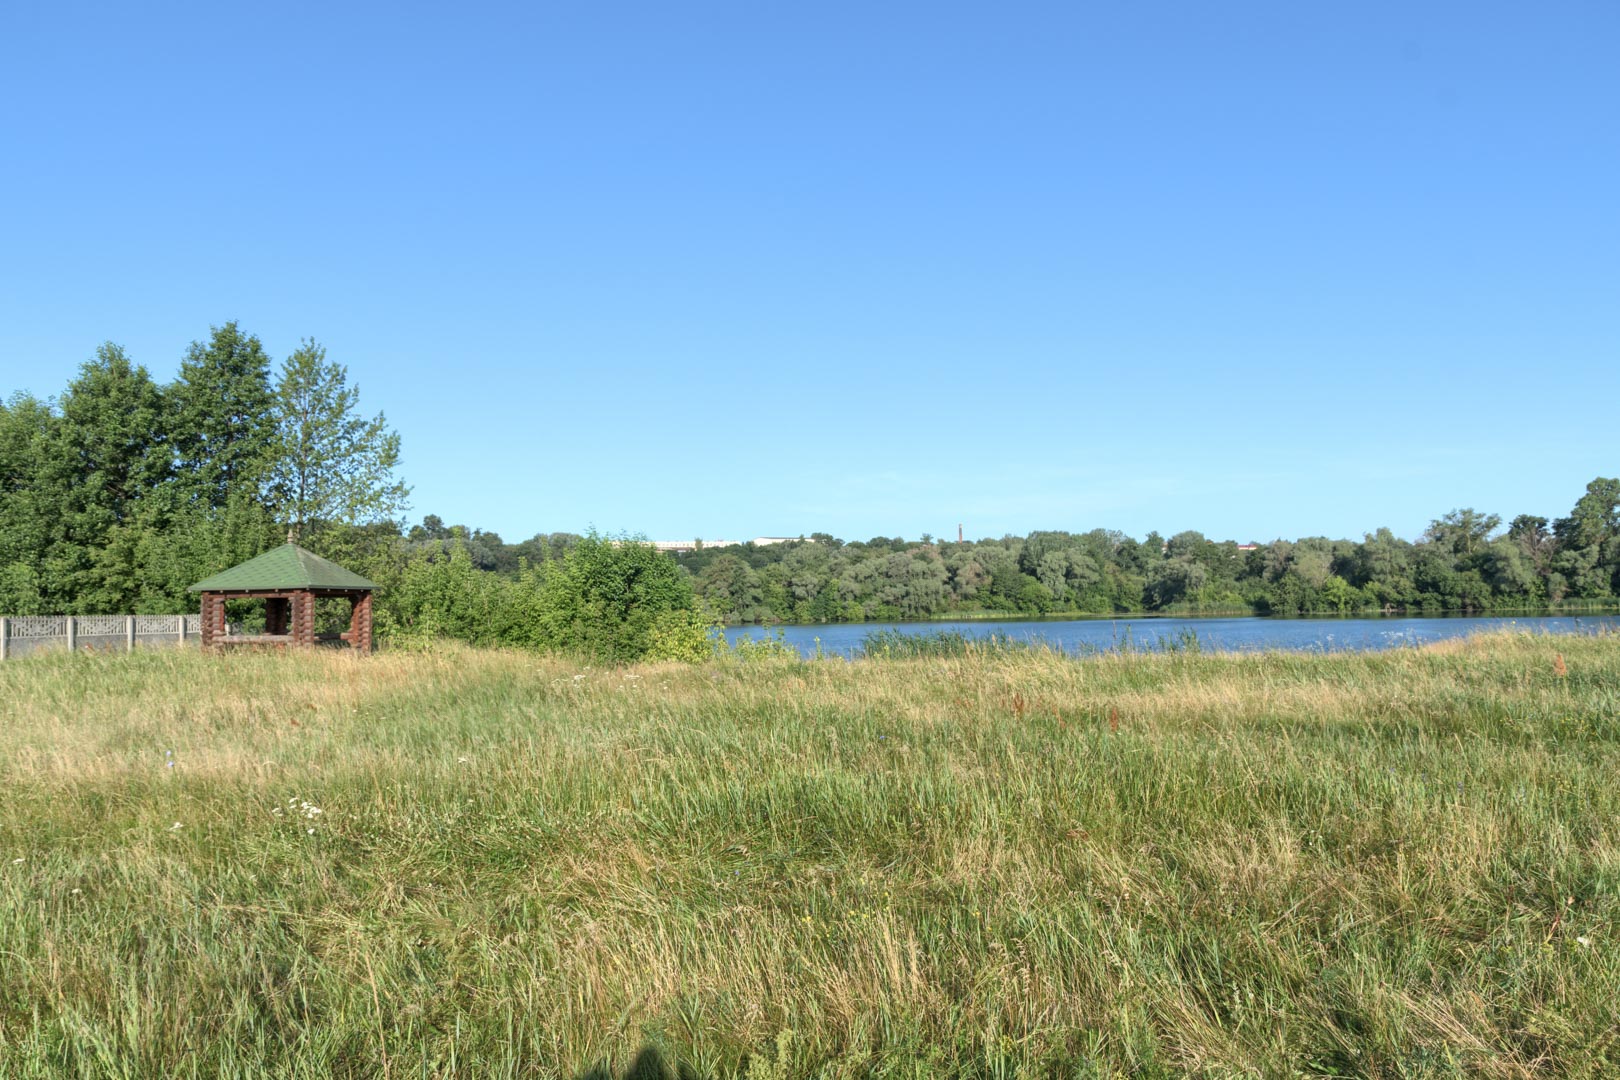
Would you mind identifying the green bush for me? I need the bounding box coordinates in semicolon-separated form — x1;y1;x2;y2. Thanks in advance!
382;542;512;647
645;607;719;663
534;533;699;661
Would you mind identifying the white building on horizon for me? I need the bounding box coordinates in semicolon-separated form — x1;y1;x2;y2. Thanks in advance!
647;536;807;554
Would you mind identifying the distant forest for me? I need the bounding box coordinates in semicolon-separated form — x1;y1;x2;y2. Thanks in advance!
4;324;1618;627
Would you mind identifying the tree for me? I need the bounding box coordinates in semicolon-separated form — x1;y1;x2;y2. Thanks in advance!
849;549;949;618
1550;542;1612;599
91;493;278;615
1320;575;1360;613
1288;539;1335;590
1035;550;1071;601
266;340;409;539
512;532;582;565
1554;478;1619;550
1426;508;1501;559
1483;537;1540;601
1145;556;1208;609
1508;514;1549;546
47;345;171;609
1354;528;1414;606
945;549;989;601
0;394;59;610
697;554;765;622
169;321;274;510
409;514;451;541
1019;531;1075;576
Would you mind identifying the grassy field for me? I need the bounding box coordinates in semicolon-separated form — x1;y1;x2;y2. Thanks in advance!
1;633;1617;1078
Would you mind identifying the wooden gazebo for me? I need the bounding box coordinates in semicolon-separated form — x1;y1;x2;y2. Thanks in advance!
188;543;376;652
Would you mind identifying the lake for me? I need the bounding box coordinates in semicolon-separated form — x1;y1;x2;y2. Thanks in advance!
723;613;1620;658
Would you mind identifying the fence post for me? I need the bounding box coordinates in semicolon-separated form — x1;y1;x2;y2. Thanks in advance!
127;615;136;653
0;617;8;662
67;616;77;653
177;613;186;647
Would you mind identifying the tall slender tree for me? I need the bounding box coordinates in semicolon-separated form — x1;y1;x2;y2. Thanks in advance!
266;339;409;540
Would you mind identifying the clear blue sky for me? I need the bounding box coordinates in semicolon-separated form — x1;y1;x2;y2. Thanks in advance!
3;2;1616;545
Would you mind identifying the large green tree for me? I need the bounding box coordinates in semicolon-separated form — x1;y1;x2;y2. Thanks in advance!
48;345;171;609
170;321;275;510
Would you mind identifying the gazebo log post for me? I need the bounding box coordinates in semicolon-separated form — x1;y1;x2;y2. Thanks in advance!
345;592;374;653
200;594;223;648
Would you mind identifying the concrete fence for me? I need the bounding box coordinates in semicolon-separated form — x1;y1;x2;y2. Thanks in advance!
0;615;203;660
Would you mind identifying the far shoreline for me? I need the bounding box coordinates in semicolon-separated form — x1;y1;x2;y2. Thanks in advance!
724;604;1620;629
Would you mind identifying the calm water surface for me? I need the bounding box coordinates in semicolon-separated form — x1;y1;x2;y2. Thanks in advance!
723;614;1620;658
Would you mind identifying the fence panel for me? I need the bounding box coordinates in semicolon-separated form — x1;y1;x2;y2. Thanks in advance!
77;615;126;637
11;616;67;639
1;614;201;660
76;615;125;654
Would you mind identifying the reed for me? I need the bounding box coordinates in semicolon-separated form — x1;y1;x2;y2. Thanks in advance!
1;631;1616;1077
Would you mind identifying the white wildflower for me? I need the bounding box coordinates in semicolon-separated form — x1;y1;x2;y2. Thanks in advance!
170;822;183;831
1577;935;1593;948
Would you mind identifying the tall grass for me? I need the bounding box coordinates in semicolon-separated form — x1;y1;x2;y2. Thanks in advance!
1;632;1617;1077
860;628;1038;657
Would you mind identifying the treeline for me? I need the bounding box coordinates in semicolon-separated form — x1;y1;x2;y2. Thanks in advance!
664;492;1620;622
5;325;1618;647
355;483;1620;630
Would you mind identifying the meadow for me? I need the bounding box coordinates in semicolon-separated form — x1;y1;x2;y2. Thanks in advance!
1;633;1617;1078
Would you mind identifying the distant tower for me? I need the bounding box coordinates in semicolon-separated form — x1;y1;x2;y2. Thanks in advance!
958;523;964;543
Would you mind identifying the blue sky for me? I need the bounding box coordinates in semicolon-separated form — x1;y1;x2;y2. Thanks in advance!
3;2;1615;545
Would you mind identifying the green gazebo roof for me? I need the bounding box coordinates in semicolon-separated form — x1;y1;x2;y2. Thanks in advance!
188;543;376;593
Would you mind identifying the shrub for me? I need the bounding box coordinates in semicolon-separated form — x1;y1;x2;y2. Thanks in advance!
382;542;508;646
646;607;719;664
535;533;698;661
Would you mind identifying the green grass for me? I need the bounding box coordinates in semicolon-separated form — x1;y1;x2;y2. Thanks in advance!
1;633;1618;1077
